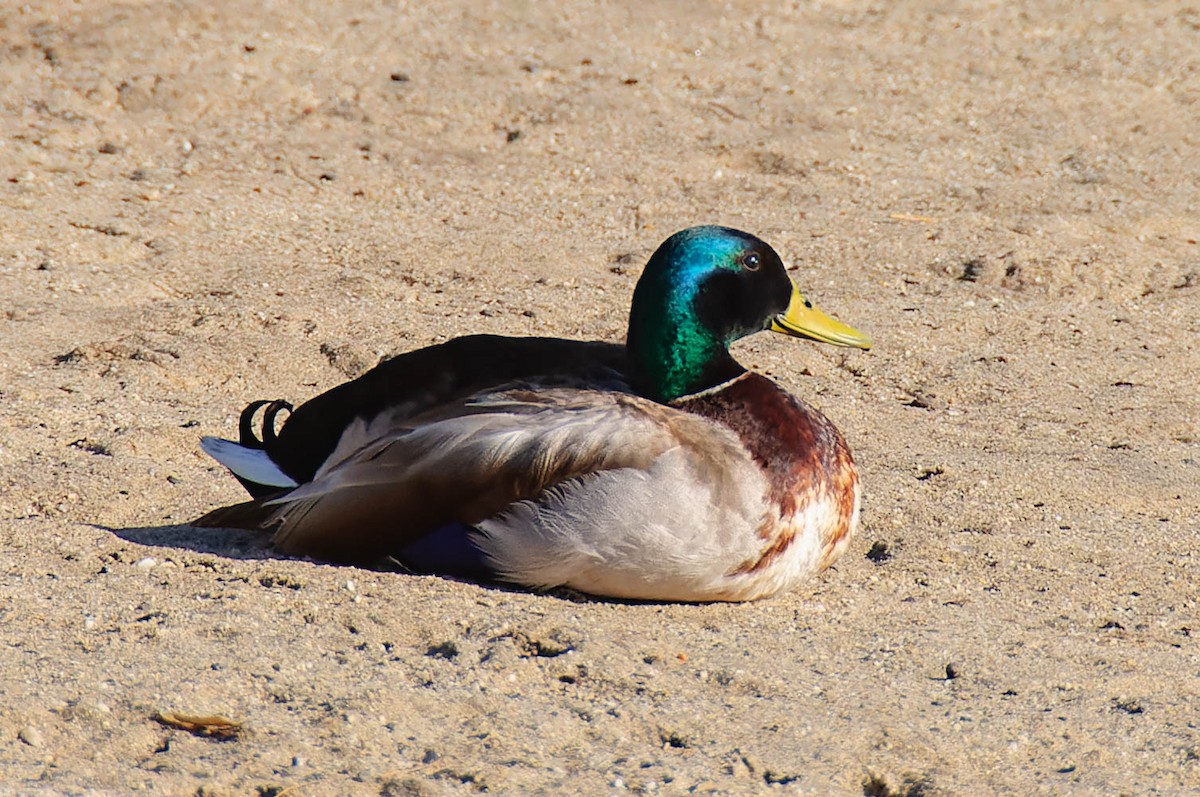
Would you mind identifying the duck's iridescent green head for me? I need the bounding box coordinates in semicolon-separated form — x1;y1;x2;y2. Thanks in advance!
626;226;871;403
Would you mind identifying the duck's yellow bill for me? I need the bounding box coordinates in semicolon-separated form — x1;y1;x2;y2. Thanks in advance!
770;285;872;350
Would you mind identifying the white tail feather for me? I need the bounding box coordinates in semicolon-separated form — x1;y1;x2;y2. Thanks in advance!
200;437;299;488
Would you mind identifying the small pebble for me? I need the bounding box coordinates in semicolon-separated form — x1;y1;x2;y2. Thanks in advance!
135;557;158;570
18;727;44;747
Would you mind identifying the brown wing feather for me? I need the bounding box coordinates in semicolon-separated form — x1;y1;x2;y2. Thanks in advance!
192;499;279;530
252;389;688;564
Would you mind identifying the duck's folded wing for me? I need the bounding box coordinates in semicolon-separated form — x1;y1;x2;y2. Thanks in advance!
245;391;689;564
264;335;629;484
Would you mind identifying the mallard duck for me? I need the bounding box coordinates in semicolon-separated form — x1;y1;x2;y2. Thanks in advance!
196;226;871;601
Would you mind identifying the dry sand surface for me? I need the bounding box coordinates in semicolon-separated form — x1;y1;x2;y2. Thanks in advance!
2;1;1199;794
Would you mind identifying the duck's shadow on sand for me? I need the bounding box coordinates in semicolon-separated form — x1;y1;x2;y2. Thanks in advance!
103;521;279;561
99;522;653;605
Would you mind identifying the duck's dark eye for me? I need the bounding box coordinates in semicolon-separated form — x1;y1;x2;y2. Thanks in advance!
741;253;761;271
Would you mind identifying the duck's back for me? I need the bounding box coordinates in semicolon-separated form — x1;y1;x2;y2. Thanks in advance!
265;335;630;483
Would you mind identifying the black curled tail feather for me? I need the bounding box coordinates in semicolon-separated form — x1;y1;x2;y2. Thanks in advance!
225;398;294;500
238;399;293;450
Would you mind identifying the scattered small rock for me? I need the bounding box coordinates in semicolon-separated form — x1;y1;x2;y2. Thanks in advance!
512;632;573;658
69;438;112;457
903;393;935;410
18;726;44;747
865;541;892;564
863;773;933;797
258;575;303;590
959;257;985;282
764;769;800;785
660;729;690;749
1112;698;1144;715
195;786;235;797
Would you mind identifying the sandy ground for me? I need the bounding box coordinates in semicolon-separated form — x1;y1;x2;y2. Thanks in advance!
1;1;1199;794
